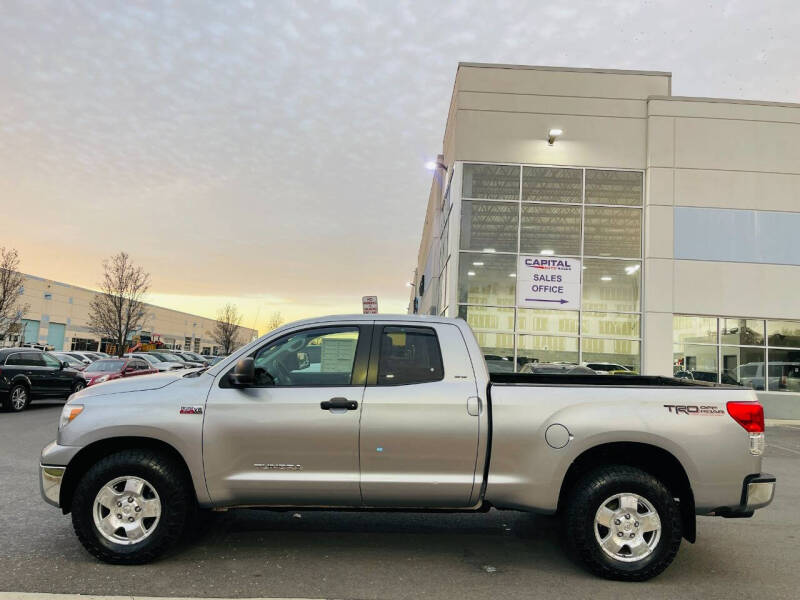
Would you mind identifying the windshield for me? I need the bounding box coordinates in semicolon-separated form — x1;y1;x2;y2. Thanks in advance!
85;359;125;373
138;354;158;364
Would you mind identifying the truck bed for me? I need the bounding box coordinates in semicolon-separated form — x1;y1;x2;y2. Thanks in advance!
489;373;722;387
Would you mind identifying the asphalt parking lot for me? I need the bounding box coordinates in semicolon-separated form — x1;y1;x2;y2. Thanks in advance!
0;401;797;600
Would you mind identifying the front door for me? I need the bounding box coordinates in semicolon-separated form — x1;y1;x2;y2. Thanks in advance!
359;323;482;508
203;323;371;507
41;352;74;395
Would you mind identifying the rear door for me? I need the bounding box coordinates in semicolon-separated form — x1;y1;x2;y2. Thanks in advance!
359;322;482;507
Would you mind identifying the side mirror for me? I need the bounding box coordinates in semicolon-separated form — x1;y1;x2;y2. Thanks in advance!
61;361;70;370
229;357;255;387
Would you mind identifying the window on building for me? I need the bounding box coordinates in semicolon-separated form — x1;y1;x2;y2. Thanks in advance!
522;166;582;203
458;305;515;332
585;169;643;206
517;334;579;368
584;206;642;258
462;164;520;200
457;253;516;307
673;315;800;392
460;201;519;252
458;163;643;371
581;259;641;314
520;204;581;256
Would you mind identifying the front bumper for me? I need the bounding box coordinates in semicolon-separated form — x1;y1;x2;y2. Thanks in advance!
716;473;776;518
39;464;65;507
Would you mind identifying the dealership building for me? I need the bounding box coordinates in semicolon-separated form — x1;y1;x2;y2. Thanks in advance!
1;273;258;355
410;63;800;416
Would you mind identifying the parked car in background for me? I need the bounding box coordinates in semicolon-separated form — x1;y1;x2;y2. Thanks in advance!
180;351;209;366
582;362;636;375
205;356;225;366
674;370;741;386
519;362;596;375
124;352;185;372
62;351;98;365
52;352;88;371
738;361;800;392
148;350;203;368
1;348;86;412
81;357;157;387
92;351;111;358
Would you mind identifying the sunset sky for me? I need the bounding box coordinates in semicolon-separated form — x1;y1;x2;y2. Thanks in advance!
2;1;797;334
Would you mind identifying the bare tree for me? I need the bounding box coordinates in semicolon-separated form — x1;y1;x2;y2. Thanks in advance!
0;247;29;344
212;303;243;355
87;252;150;357
264;311;284;332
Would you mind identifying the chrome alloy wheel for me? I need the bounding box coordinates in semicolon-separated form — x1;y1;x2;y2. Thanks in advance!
594;493;661;563
10;386;28;410
92;476;162;545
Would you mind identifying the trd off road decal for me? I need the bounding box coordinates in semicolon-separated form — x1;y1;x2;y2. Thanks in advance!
179;406;203;415
663;404;724;416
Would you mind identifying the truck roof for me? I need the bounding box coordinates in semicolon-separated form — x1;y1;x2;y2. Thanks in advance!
271;313;459;331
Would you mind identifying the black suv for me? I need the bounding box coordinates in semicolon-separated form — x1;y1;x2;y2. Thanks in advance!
0;348;86;412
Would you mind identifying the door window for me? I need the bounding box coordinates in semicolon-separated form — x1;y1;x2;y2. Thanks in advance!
377;326;444;385
22;352;45;366
250;326;360;387
42;353;62;368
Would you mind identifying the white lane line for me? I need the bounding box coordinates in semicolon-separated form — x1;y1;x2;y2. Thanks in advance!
0;594;325;600
769;442;800;455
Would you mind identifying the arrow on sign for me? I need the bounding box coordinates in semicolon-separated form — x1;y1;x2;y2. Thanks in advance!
525;298;569;304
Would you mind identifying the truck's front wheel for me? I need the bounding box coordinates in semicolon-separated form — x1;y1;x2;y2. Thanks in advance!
71;450;193;564
564;465;682;581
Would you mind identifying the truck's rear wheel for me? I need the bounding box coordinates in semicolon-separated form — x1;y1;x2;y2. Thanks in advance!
564;465;682;581
71;450;192;564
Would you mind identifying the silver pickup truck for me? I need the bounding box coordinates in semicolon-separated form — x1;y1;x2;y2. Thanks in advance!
40;315;775;581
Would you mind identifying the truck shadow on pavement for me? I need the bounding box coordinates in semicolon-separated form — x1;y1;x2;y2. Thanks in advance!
177;508;580;576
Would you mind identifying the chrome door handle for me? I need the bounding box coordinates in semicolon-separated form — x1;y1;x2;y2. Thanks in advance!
467;396;481;416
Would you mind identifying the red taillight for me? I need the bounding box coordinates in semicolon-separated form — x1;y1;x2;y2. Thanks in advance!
727;401;764;433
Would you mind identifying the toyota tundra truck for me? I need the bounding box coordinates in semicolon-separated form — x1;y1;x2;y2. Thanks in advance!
39;315;776;581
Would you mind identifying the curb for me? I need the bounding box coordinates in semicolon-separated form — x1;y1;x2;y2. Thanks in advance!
0;594;325;600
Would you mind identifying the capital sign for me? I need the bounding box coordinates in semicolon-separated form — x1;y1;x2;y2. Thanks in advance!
516;256;581;310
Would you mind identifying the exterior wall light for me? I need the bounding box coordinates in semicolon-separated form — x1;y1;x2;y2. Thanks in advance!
540;249;554;255
547;128;563;145
425;160;448;171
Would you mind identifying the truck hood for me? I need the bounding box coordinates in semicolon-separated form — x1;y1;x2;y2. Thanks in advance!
72;370;188;399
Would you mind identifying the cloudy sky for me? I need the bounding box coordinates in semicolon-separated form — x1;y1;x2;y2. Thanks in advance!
1;0;798;332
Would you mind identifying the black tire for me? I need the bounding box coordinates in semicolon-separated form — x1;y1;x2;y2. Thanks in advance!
4;384;30;412
71;450;193;564
564;465;682;581
71;381;86;394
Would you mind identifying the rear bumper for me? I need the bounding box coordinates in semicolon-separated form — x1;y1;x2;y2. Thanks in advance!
716;473;776;518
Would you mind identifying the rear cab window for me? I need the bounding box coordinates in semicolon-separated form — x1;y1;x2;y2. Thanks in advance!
377;326;444;385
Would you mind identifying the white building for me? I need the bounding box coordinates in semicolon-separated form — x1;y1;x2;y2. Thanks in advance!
3;273;258;355
411;63;800;418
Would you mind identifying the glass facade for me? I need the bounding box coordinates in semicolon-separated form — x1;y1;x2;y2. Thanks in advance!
458;163;643;372
673;316;800;392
